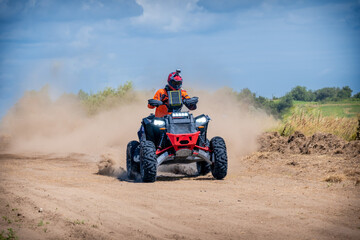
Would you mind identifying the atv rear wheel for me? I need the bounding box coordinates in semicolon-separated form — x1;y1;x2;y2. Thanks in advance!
210;137;228;180
126;140;140;180
140;140;157;182
196;161;211;176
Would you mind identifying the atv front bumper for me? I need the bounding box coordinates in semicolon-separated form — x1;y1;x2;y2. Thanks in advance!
157;149;211;166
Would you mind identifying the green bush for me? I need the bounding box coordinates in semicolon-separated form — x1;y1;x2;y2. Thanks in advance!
78;81;133;114
234;88;293;117
353;92;360;99
276;94;293;114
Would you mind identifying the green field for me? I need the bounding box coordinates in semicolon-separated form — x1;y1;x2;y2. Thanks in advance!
292;100;360;118
274;100;360;140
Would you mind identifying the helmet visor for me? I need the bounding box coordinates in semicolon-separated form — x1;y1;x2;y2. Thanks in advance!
170;79;182;89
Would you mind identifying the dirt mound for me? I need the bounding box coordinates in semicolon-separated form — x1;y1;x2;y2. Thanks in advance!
258;131;360;157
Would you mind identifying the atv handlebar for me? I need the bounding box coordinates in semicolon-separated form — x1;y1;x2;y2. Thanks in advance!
148;99;163;107
183;97;198;105
148;96;199;110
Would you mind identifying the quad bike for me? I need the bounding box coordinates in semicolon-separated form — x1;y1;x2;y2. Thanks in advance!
126;90;228;182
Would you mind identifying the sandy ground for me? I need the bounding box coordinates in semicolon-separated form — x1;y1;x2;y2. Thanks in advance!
0;151;359;240
1;84;358;239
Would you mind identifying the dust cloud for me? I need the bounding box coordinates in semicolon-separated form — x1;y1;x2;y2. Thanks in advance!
193;88;276;158
0;85;276;175
0;86;148;156
97;153;127;179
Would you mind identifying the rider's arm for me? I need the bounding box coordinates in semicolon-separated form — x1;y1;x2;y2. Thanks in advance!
181;90;190;100
148;90;162;109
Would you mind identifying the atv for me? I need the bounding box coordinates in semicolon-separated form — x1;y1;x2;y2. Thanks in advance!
126;90;228;182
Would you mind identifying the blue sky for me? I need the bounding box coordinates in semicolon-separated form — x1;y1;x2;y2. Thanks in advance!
1;0;359;117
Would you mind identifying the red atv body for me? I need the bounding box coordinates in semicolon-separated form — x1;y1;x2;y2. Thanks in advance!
126;112;228;182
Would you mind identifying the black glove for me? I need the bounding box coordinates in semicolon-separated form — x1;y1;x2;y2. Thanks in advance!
148;99;163;107
183;97;198;110
184;97;198;105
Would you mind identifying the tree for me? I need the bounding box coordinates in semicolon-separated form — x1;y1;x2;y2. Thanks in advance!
314;87;338;101
290;86;307;101
337;86;352;99
289;86;316;101
78;89;89;100
276;93;293;113
238;88;255;102
307;90;316;101
353;92;360;99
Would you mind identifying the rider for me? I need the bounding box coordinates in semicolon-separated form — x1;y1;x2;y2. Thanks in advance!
147;69;198;117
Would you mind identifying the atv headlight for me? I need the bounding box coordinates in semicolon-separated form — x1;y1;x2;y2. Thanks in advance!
195;116;207;124
172;112;189;118
153;119;165;127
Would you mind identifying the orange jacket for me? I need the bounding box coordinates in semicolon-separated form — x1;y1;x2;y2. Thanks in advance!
148;88;190;117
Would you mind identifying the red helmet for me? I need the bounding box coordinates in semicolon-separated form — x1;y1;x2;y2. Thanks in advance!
167;71;182;90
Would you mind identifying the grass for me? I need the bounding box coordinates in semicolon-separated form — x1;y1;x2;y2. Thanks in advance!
274;104;358;141
325;175;344;183
0;228;18;240
73;219;85;225
292;99;360;118
2;217;11;224
319;104;360;118
37;220;44;227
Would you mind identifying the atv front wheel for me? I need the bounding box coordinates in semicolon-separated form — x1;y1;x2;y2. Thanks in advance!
196;161;211;176
126;140;140;180
210;137;228;179
140;140;157;182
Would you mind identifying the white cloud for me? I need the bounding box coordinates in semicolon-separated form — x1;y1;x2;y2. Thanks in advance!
71;26;94;48
132;0;215;32
286;12;313;25
82;0;104;11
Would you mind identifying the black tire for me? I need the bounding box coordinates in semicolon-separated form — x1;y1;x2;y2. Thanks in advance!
140;140;157;182
210;137;228;180
126;140;140;180
196;161;211;175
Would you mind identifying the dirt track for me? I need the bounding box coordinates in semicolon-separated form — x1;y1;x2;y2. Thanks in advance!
1;148;359;239
1;81;359;239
